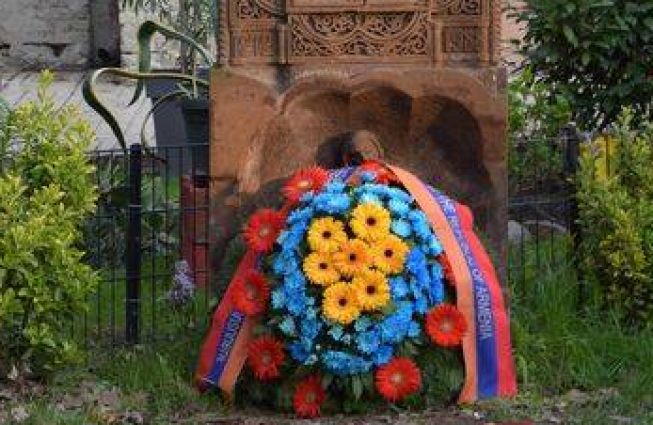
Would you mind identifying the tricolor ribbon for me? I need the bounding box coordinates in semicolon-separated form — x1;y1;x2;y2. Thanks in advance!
388;165;517;402
194;250;257;397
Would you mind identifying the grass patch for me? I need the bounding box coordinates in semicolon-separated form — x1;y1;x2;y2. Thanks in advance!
0;333;224;424
481;238;653;423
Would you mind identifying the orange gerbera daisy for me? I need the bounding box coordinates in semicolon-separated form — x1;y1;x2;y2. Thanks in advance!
232;271;270;316
247;335;285;380
283;166;330;204
375;357;422;402
333;239;373;277
244;209;285;253
425;304;467;347
293;375;326;418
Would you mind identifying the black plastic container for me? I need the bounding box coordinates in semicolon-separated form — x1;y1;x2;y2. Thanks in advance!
145;68;209;175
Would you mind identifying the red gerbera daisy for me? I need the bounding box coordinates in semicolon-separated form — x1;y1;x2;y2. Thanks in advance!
425;304;467;347
293;375;326;418
244;209;285;253
359;160;398;184
375;357;422;402
282;166;329;204
232;270;270;316
438;253;456;286
247;335;285;380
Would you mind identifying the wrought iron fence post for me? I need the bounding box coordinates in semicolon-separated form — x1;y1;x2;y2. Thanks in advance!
562;124;583;299
126;143;142;344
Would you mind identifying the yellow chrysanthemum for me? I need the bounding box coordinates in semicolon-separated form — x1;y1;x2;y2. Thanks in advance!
371;235;409;275
333;239;373;278
322;282;360;325
303;251;340;286
307;217;347;253
352;270;391;311
350;203;391;242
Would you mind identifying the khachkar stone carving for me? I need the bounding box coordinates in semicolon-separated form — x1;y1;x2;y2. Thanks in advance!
210;0;508;275
434;0;482;15
222;0;498;65
289;12;430;61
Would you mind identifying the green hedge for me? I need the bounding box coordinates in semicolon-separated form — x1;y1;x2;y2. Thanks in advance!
0;72;98;376
577;109;653;325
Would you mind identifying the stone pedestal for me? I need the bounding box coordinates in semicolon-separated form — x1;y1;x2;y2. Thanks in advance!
209;0;507;268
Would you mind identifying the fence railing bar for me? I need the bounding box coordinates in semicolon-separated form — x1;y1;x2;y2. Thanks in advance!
126;144;142;345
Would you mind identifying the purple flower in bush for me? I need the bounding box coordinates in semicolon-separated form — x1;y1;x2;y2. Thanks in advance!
167;260;195;307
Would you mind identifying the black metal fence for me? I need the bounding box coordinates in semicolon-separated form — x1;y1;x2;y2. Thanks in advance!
78;143;213;347
507;127;582;296
77;132;582;347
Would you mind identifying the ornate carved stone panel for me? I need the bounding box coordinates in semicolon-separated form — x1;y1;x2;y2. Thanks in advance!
433;0;482;15
227;0;284;64
288;12;431;62
443;25;481;53
221;0;499;66
286;0;429;13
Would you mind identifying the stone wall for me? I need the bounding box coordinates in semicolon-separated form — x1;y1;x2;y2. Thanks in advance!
0;0;177;70
501;0;526;68
119;7;180;70
0;0;91;69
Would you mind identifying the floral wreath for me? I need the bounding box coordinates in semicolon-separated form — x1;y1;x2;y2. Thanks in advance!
232;162;466;417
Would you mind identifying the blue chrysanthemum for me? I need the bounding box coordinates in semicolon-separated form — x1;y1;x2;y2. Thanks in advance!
408;320;421;338
289;342;310;363
287;206;314;225
305;306;318;320
279;315;296;336
372;345;394;366
408;210;431;240
354;317;373;332
429;264;445;304
359;192;383;205
324;180;346;193
386;187;413;204
300;317;322;342
360;171;377;183
390;276;410;300
322;351;373;375
388;198;411;217
328;325;345;342
421;234;444;256
356;329;381;354
391;218;412;237
271;287;286;309
272;251;298;276
312;192;351;214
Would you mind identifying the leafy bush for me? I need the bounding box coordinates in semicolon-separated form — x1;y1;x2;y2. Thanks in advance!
0;72;98;375
577;109;653;325
0;96;9;130
514;0;653;129
508;67;572;190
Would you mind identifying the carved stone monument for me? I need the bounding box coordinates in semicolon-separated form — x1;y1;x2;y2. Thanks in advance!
210;0;507;267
